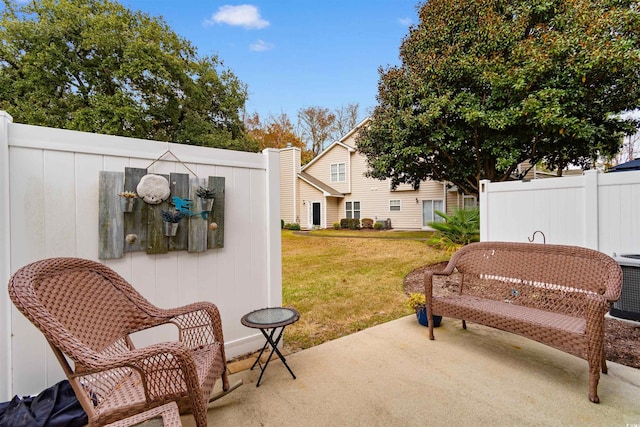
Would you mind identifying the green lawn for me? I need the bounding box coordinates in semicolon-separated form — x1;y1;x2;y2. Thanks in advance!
281;230;449;352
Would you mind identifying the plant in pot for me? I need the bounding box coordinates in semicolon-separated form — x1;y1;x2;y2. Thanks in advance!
119;191;138;212
161;209;185;236
407;293;442;327
196;186;215;212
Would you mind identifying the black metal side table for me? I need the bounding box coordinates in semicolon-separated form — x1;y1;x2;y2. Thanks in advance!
241;307;300;387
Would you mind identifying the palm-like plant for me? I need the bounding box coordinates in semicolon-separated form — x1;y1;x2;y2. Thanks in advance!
427;207;479;253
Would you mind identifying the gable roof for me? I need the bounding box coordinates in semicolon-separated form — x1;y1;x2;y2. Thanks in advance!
302;140;354;171
298;171;344;197
339;117;371;144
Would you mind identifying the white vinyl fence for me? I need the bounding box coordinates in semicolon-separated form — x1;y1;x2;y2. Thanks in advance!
0;111;282;400
479;169;640;257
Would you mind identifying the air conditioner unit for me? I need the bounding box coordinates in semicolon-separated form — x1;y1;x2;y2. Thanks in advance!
611;254;640;321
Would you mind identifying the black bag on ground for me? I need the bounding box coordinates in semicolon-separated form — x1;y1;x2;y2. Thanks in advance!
0;380;87;427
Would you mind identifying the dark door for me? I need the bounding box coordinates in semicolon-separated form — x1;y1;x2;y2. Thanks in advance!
312;202;321;227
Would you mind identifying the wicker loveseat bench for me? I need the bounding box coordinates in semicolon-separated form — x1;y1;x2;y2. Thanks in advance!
425;242;623;403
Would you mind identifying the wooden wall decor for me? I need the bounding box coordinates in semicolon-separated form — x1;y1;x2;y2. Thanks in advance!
98;167;225;259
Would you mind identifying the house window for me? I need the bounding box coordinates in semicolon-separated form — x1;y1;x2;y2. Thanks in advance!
331;163;346;182
345;201;360;219
422;199;444;226
389;199;401;211
463;196;477;209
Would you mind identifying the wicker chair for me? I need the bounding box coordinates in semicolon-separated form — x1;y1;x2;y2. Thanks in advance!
8;257;230;427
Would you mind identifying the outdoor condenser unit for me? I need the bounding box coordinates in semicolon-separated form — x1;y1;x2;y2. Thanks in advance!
611;254;640;321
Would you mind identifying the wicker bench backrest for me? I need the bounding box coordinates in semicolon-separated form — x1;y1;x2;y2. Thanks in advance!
447;242;622;316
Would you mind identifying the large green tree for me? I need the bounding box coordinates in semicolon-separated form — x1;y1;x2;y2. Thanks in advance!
0;0;256;151
358;0;640;196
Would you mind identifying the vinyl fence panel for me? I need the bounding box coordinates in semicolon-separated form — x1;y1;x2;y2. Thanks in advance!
480;169;640;258
0;112;281;400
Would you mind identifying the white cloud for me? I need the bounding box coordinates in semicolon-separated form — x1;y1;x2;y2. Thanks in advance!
398;17;412;26
250;39;274;52
205;5;270;29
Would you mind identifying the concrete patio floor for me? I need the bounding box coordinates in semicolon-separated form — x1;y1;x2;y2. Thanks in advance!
184;315;640;426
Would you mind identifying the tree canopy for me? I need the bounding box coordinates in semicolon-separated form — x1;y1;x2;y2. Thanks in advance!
357;0;640;196
245;111;315;162
0;0;256;151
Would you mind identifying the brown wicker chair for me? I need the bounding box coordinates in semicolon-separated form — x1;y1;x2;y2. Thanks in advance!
425;242;623;403
8;257;230;427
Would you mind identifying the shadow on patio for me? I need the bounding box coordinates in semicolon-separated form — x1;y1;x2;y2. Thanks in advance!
183;315;640;426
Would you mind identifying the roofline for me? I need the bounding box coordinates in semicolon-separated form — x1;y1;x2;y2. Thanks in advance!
301;140;355;171
298;172;344;198
339;116;371;143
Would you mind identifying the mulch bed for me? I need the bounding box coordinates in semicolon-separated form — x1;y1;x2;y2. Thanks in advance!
404;263;640;369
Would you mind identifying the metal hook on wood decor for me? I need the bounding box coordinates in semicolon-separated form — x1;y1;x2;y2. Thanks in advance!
528;230;546;244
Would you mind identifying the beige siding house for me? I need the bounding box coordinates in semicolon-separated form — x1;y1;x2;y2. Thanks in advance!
280;118;476;230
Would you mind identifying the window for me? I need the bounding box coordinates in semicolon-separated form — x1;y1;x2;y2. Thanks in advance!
345;201;360;219
422;200;444;226
389;199;401;211
463;196;477;209
331;163;346;182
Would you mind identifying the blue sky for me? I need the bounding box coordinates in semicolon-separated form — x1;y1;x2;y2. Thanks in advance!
121;1;420;123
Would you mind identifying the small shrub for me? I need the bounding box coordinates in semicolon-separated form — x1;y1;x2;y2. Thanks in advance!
427;208;479;253
373;222;383;230
348;218;360;229
361;218;374;229
281;219;285;229
333;222;340;230
283;223;301;230
340;218;349;229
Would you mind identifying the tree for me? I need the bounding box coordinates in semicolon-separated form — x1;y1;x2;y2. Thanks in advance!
0;0;256;151
357;0;640;196
245;111;314;162
297;106;336;156
333;103;360;140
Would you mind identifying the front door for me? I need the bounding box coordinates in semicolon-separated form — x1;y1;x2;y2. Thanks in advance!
311;202;321;228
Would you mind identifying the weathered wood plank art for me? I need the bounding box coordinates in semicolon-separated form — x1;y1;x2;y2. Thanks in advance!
98;169;225;260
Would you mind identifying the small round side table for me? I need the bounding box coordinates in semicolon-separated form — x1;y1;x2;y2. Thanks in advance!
241;307;300;387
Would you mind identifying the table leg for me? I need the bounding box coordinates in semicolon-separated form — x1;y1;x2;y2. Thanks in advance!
254;326;296;387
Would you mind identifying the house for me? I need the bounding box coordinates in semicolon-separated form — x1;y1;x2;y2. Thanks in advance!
280;118;476;230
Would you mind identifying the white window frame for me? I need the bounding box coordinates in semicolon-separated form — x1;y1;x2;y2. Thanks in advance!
331;162;346;182
345;201;360;219
389;199;401;212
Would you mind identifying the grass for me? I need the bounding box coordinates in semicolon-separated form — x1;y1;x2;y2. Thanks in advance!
281;229;449;352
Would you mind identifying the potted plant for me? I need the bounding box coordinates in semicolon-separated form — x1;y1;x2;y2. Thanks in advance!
161;209;184;236
119;191;138;212
196;186;215;212
407;293;442;327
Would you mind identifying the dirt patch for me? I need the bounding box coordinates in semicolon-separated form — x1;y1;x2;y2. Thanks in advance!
404;263;640;369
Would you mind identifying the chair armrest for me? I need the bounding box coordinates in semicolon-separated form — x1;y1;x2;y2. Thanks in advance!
146;302;224;350
74;341;201;402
